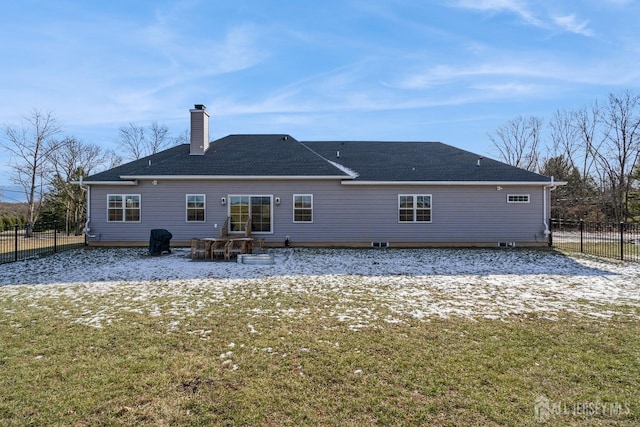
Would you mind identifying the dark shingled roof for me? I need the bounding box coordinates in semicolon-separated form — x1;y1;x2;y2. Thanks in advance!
84;135;349;182
84;135;551;183
302;141;550;182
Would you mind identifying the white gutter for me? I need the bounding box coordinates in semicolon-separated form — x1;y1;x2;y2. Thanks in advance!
341;180;566;186
118;175;351;181
73;180;139;186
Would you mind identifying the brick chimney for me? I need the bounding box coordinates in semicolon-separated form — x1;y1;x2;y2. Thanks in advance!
190;104;209;155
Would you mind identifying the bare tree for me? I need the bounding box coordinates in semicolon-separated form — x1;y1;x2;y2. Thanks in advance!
117;121;176;161
147;121;171;155
570;103;607;218
546;107;604;218
593;91;640;222
117;122;146;160
48;137;107;234
572;103;602;185
174;128;190;145
92;148;121;171
548;109;579;164
488;115;543;172
2;110;64;236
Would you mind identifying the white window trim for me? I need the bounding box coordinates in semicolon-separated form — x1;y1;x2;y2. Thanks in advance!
107;194;141;223
398;194;432;223
293;194;313;223
507;194;530;204
228;194;274;234
186;194;206;223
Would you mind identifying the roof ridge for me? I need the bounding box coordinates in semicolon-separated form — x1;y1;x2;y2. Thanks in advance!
297;140;356;177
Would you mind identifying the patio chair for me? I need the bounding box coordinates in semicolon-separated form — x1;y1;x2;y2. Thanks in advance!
190;238;206;260
224;239;250;260
210;239;227;259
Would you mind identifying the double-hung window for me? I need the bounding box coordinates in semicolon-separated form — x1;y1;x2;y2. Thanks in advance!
293;194;313;223
108;194;141;222
399;195;432;223
186;194;206;222
228;195;272;233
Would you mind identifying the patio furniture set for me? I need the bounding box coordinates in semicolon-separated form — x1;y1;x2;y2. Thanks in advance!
189;217;264;261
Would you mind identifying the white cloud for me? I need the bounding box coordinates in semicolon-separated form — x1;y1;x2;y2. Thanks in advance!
387;62;555;90
451;0;543;26
552;14;594;36
470;82;539;95
452;0;596;38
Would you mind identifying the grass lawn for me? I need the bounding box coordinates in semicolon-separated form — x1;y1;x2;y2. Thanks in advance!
1;270;638;426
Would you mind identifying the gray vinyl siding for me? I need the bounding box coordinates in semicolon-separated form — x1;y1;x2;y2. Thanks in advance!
87;179;549;245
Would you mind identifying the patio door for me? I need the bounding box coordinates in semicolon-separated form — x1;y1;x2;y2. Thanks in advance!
228;195;272;233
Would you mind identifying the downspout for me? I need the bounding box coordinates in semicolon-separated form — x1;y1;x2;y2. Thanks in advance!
78;176;91;235
543;176;557;237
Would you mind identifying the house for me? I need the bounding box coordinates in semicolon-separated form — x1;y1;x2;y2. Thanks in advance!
81;104;561;248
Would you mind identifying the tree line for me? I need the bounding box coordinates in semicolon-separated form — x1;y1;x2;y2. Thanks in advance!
489;90;640;223
1;110;186;237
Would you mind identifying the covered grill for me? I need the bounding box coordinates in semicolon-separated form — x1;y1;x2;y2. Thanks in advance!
149;229;172;256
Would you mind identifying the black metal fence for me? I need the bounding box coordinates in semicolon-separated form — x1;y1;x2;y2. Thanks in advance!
0;223;86;265
551;219;640;261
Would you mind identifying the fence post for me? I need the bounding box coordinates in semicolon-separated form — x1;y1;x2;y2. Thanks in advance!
53;221;58;254
620;222;624;261
579;220;584;253
14;225;19;262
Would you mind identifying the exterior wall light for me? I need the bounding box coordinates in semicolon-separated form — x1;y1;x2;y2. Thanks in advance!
221;197;226;205
275;197;281;205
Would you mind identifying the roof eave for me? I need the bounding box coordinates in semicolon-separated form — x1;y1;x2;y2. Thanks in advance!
341;180;566;186
78;180;139;186
117;175;353;181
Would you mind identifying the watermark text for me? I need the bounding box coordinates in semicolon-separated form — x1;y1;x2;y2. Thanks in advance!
535;395;630;423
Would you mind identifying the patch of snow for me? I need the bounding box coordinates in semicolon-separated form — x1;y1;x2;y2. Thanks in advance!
167;321;180;331
1;247;639;328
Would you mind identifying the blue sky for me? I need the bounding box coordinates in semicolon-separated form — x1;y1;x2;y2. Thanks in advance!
1;0;639;200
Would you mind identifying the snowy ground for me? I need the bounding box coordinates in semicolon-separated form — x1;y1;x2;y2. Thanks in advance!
1;247;639;329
